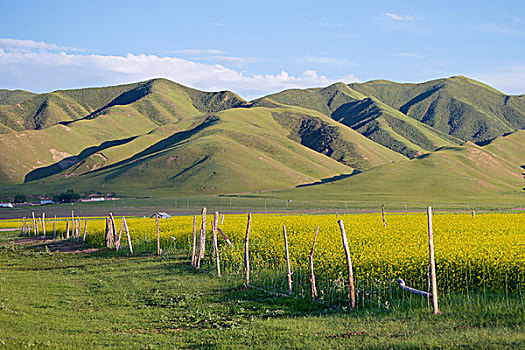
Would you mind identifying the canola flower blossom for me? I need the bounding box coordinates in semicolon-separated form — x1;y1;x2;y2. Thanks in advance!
9;212;525;296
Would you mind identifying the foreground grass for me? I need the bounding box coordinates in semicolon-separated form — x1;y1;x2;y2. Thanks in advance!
0;233;523;349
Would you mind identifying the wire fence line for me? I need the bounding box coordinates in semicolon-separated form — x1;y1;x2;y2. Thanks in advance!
5;208;525;313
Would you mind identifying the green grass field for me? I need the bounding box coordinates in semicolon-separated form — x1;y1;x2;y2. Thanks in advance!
0;230;523;349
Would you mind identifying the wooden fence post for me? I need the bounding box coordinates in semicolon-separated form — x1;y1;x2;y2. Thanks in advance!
76;217;80;240
309;226;320;301
427;206;440;315
115;218;123;251
53;216;56;238
156;214;161;256
221;214;225;225
82;218;88;243
283;225;293;295
191;215;197;267
213;211;221;277
123;216;133;255
31;212;37;236
472;210;475;218
244;213;251;286
109;213;117;244
382;204;386;228
338;220;356;310
212;212;218;255
22;217;26;235
105;217;115;248
41;213;46;236
197;207;207;270
66;220;70;239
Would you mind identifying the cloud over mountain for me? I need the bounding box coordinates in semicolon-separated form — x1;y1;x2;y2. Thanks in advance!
0;38;356;99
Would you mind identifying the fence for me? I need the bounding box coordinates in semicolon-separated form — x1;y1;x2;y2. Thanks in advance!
7;208;525;313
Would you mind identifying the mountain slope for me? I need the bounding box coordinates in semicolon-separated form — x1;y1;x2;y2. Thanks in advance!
349;76;525;142
274;130;525;203
0;89;36;105
0;78;247;133
263;83;461;157
13;107;361;194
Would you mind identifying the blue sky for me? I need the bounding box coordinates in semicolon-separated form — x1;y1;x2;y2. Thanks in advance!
0;0;524;98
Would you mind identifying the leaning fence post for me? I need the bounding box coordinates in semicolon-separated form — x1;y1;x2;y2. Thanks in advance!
213;211;221;277
244;213;251;286
123;216;133;255
382;204;386;228
338;220;356;310
283;225;293;295
427;206;440;314
115;218;123;251
191;215;197;267
82;218;88;243
197;207;207;270
309;226;320;301
109;213;117;244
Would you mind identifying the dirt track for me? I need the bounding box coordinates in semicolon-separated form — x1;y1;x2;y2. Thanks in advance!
2;236;99;254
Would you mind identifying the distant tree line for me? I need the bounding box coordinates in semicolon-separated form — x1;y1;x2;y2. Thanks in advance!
53;189;81;203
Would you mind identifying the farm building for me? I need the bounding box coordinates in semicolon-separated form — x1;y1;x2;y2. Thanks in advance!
0;203;14;208
150;212;171;219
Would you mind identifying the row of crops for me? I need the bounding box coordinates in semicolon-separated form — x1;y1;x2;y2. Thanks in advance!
8;211;525;309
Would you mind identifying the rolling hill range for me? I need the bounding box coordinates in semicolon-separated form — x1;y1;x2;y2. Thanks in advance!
348;76;525;142
0;76;523;204
269;130;525;205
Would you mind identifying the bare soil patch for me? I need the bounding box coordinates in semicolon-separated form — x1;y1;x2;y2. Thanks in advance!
3;236;99;254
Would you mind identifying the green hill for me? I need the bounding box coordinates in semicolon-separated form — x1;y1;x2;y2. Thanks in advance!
0;77;523;203
269;130;525;204
0;89;36;106
0;80;404;194
263;83;461;157
349;76;525;142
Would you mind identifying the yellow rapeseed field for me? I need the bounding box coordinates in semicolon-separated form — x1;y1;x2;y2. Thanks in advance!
10;212;525;295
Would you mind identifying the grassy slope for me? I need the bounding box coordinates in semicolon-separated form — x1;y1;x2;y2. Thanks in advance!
30;107;357;195
0;79;247;184
266;131;525;204
0;89;36;105
0;78;246;134
263;82;461;158
349;76;525;142
0;232;523;349
0;79;406;194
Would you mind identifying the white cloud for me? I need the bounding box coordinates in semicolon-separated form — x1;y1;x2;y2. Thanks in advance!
299;55;348;65
305;20;344;28
473;66;525;95
0;38;80;52
385;12;421;21
0;39;357;99
200;55;259;67
171;49;226;55
395;52;424;59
